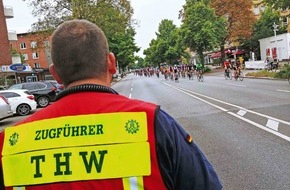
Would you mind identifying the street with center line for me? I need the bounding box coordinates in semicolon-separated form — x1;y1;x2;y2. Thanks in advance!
112;70;290;190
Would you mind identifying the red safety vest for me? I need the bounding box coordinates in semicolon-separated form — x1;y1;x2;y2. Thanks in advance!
0;92;167;190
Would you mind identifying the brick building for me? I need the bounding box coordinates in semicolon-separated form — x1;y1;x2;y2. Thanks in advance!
0;0;12;66
9;32;53;82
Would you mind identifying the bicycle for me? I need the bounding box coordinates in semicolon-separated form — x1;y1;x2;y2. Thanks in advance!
224;68;232;80
188;70;194;80
196;70;204;82
234;70;244;81
174;72;179;83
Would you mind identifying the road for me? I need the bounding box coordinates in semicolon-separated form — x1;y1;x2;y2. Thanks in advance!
112;71;290;190
1;70;289;189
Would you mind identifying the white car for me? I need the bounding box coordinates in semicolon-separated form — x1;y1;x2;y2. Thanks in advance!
0;90;37;116
0;95;13;120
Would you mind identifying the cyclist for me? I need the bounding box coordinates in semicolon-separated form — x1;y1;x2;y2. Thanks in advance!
224;59;231;77
195;62;203;78
234;61;241;79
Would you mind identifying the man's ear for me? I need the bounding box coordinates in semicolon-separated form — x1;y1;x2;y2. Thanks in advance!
49;64;63;84
108;52;117;74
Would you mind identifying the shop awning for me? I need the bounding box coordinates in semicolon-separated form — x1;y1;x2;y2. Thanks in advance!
232;49;244;55
210;52;221;58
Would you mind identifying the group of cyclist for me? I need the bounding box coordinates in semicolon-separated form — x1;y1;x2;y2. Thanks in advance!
224;59;242;80
161;63;204;82
134;63;205;82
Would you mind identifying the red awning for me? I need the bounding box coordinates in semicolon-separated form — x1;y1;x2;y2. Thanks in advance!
232;50;244;55
210;52;221;58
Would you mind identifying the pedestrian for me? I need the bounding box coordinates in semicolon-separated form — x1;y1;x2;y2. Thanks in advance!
0;19;222;190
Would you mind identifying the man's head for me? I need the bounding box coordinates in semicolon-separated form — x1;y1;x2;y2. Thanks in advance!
50;19;116;87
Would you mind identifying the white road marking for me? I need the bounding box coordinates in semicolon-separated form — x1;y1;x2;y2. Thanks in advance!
163;82;290;142
129;94;132;99
228;112;289;142
266;119;279;131
276;89;290;93
227;83;247;87
237;109;247;116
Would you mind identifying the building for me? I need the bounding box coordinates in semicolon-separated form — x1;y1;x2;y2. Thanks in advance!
252;0;290;32
0;0;52;85
0;0;12;66
9;32;53;82
259;33;290;61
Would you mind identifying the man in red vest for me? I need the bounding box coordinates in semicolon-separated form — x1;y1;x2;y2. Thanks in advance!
0;19;222;190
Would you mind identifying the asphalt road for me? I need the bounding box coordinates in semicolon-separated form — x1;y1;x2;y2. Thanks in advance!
112;71;290;190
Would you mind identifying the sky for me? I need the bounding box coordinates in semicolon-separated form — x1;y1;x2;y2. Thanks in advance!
3;0;185;57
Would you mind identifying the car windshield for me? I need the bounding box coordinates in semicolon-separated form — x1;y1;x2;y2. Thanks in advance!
8;84;22;90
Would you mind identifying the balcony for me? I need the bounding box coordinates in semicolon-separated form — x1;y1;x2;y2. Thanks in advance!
8;30;17;41
4;6;14;19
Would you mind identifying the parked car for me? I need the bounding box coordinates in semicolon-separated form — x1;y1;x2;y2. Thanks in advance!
8;81;57;108
46;80;64;94
0;95;13;120
0;90;37;116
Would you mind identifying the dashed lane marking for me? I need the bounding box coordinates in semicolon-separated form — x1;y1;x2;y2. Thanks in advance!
163;82;290;142
276;89;290;93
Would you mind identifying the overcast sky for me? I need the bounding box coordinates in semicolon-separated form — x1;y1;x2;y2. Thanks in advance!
3;0;185;57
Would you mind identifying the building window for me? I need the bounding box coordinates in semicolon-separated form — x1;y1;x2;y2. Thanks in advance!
20;42;26;49
32;52;39;59
22;54;28;60
260;5;265;12
30;41;37;49
254;5;259;15
34;62;40;68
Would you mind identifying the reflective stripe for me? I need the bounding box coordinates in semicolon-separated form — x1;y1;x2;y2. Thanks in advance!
3;142;151;186
13;187;25;190
3;112;147;156
123;176;144;190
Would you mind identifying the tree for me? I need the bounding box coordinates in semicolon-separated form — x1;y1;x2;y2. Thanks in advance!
211;0;256;43
180;0;226;65
211;0;256;61
22;0;139;70
23;0;134;36
144;19;187;68
109;27;140;72
241;7;287;59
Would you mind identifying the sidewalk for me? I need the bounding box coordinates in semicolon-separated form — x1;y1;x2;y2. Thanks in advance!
206;65;272;79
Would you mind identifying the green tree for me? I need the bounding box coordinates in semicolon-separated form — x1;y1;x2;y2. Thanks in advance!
109;27;140;72
241;7;286;58
22;0;139;70
144;19;187;68
180;1;226;65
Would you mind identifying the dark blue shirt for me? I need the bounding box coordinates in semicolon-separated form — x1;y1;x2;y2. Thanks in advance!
155;108;222;190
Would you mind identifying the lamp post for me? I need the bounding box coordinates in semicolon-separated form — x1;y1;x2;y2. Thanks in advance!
273;22;279;61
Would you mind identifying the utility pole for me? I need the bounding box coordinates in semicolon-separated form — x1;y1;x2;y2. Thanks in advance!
273;22;279;62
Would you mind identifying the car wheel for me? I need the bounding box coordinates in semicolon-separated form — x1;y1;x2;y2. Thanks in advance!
17;104;31;116
38;96;50;108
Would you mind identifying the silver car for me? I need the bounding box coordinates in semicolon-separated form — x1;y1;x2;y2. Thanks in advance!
0;95;13;121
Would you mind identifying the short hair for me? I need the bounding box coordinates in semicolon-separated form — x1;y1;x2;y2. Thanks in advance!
51;19;109;86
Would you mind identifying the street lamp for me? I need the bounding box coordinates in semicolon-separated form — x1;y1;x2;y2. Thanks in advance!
273;22;279;61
